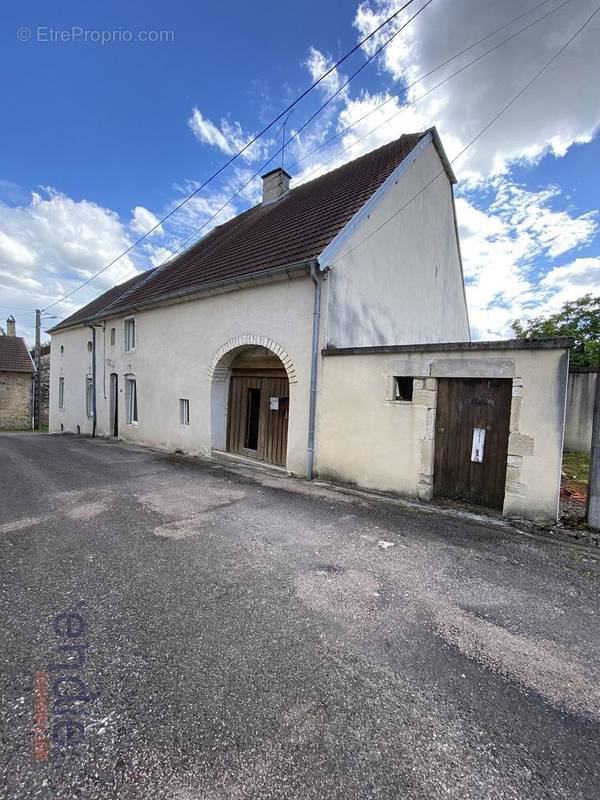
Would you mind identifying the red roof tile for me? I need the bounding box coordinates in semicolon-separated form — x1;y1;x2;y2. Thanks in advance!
51;132;431;329
48;270;155;333
0;336;35;373
108;133;427;313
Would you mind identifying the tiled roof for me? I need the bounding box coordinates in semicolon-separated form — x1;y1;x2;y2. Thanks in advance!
48;270;155;333
106;132;428;313
50;131;432;330
0;336;35;373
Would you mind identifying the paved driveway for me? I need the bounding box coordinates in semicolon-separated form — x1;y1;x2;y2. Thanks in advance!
1;434;599;800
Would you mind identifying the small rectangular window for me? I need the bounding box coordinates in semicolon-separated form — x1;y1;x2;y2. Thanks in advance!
124;318;136;351
393;376;414;402
58;377;64;410
179;398;190;426
110;327;116;346
85;376;94;417
125;378;138;424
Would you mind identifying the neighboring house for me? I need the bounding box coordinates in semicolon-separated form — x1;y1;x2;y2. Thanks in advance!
48;130;570;521
0;316;35;430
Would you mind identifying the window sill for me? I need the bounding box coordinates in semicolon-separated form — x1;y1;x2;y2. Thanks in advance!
385;399;413;406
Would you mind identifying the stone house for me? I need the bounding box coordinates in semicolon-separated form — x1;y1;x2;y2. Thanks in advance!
0;316;35;430
48;130;570;521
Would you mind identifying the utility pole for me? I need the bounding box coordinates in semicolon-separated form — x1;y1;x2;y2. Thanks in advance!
35;309;42;430
587;361;600;528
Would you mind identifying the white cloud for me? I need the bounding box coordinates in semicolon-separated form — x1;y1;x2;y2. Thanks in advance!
0;188;142;344
290;1;600;339
130;206;163;237
539;257;600;308
352;0;600;179
304;47;348;99
455;184;598;339
188;107;271;163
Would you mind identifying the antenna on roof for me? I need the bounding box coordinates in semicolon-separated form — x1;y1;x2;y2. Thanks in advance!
281;109;294;170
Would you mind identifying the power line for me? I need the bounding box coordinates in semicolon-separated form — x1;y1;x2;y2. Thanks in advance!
285;0;570;173
41;0;417;313
112;0;433;281
328;3;600;267
286;0;575;188
150;0;573;264
67;0;434;320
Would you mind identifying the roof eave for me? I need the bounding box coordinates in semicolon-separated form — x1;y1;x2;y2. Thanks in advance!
428;125;457;185
89;258;318;321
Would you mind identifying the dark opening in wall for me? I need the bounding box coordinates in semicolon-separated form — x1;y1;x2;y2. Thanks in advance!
245;388;261;450
394;376;414;401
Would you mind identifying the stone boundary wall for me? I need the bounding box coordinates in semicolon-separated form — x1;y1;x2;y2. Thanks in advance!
564;369;596;453
0;371;33;430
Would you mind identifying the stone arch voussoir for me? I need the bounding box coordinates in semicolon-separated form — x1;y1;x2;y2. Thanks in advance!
207;335;297;384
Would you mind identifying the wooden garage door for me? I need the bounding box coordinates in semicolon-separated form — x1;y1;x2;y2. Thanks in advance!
434;378;512;510
227;375;289;467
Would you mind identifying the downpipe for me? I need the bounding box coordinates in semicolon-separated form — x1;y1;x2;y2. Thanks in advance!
307;262;322;480
86;325;97;438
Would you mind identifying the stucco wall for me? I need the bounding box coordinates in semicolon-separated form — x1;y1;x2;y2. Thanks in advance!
564;370;596;453
323;140;470;348
314;346;569;522
0;371;33;430
49;276;315;475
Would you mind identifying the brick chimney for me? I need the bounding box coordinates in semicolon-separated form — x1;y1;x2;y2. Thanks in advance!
6;315;16;336
261;167;291;205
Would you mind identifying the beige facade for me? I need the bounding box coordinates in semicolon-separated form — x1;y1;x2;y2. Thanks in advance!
0;371;33;430
49;276;315;475
315;342;570;522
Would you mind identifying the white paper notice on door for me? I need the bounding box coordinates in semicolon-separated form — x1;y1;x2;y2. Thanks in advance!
471;427;486;463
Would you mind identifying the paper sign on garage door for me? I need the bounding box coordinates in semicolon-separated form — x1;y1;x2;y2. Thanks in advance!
471;427;486;463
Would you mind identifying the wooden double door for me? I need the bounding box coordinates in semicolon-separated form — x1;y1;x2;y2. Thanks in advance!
434;378;512;510
227;373;289;467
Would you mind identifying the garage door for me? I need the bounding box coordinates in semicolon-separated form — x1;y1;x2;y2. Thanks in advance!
227;375;289;467
434;378;512;510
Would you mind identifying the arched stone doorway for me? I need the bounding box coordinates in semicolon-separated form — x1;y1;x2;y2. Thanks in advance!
209;336;297;468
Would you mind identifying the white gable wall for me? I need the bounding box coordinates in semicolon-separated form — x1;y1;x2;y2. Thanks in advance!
321;140;469;348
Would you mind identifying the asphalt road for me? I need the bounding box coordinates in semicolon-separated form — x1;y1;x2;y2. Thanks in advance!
1;434;599;800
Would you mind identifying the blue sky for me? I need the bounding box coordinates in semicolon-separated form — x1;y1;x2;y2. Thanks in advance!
1;0;599;344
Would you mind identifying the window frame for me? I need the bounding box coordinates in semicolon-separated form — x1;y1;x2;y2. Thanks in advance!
58;376;64;410
124;317;136;352
179;398;190;426
386;375;415;404
110;327;116;346
125;377;138;425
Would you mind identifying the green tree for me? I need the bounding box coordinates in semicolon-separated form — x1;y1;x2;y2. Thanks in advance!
512;294;600;368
